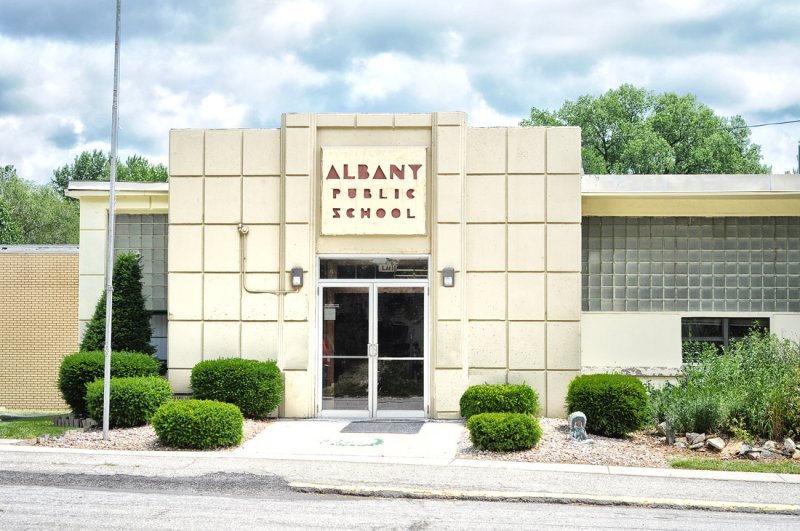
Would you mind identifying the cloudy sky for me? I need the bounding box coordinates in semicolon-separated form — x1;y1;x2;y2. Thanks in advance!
2;0;799;183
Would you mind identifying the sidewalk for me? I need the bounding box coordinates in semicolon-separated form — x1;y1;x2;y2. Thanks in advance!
2;419;800;514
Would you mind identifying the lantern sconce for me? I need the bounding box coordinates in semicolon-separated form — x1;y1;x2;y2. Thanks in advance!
442;267;455;288
291;267;304;289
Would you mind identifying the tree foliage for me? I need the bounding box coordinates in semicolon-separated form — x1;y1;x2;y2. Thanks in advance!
0;165;79;244
521;84;770;175
52;150;168;196
80;252;155;355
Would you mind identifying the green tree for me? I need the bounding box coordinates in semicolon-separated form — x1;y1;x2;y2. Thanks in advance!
80;252;155;355
52;150;168;197
0;196;23;244
0;165;79;244
521;84;770;174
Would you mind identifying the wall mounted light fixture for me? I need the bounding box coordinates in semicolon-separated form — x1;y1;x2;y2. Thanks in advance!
442;267;455;287
291;267;304;289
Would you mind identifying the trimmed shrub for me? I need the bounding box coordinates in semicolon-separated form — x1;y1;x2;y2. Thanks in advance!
85;376;172;428
151;399;243;450
467;413;543;452
58;351;161;416
459;384;539;420
566;374;649;438
191;358;283;419
80;252;154;354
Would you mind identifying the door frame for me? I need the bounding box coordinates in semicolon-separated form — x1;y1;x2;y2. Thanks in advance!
316;255;430;419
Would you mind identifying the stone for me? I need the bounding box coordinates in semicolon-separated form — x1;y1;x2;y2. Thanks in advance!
674;442;687;449
656;422;668;436
706;437;726;451
675;436;687;444
691;433;706;445
686;432;700;442
746;451;760;460
761;449;778;459
763;440;778;452
689;442;704;450
793;450;800;460
784;438;796;454
736;443;752;456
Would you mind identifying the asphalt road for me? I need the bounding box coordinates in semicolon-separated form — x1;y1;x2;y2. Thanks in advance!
0;471;795;530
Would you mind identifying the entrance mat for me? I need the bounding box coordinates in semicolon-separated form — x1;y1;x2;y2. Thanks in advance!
341;421;424;434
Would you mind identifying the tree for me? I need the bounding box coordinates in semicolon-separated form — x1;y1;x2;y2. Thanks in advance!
52;150;168;197
0;165;79;244
521;84;770;174
80;252;155;355
0;196;23;244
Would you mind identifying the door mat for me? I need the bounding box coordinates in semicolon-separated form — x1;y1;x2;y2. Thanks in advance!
341;421;424;434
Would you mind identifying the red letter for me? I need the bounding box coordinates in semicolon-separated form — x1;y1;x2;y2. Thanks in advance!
364;189;372;199
326;165;341;179
333;208;340;218
348;188;357;198
361;208;370;218
346;208;355;218
379;189;388;199
332;188;341;198
391;208;401;218
373;165;387;179
358;164;370;179
406;189;415;199
409;164;422;180
407;208;415;219
390;164;404;179
376;208;386;218
343;164;355;179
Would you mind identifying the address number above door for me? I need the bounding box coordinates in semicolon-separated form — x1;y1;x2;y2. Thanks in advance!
321;147;427;236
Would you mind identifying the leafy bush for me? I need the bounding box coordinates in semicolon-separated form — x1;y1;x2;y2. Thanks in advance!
467;413;542;452
566;374;649;438
151;399;243;449
191;358;283;419
459;384;539;420
650;331;800;440
85;376;172;428
80;252;154;354
58;351;161;416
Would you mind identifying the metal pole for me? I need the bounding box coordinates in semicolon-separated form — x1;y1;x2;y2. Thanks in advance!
103;0;122;440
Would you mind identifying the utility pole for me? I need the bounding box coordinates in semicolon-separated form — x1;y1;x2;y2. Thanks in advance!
103;0;122;440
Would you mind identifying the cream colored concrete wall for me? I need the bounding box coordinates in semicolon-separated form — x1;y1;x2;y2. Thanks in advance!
583;195;800;216
77;194;168;337
581;313;682;373
169;115;582;419
432;119;582;418
774;314;800;342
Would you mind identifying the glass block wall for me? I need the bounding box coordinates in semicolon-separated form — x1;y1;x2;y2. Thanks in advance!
582;217;800;312
114;214;168;358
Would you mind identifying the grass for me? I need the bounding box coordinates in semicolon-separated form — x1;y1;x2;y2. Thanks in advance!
0;411;74;440
671;457;800;475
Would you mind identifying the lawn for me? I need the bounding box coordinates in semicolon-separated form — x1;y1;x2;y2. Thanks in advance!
0;412;74;439
671;457;800;475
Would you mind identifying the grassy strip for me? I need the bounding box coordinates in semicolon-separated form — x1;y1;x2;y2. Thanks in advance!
671;457;800;475
0;411;74;439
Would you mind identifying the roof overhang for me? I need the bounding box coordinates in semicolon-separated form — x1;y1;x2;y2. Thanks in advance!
65;180;169;199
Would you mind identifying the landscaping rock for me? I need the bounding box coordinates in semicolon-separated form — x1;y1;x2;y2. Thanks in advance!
674;442;687;449
686;432;700;443
656;422;668;436
793;450;800;460
745;451;760;460
689;442;704;450
761;449;778;458
691;433;706;445
736;443;752;456
763;440;778;452
784;438;796;454
706;437;726;451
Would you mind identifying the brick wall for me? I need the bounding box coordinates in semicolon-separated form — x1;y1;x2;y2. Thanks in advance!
0;250;79;409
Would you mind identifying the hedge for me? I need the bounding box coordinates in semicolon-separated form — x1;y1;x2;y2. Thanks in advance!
85;376;172;428
151;400;243;449
566;374;649;438
191;358;283;419
58;351;161;417
467;413;543;452
459;384;539;420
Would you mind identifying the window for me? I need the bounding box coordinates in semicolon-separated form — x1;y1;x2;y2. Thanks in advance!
681;317;769;356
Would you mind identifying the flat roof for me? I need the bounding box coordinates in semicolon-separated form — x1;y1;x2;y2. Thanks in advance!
0;245;79;254
65;180;168;198
582;174;800;195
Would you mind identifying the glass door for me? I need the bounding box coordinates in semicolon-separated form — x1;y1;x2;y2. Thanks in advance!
319;281;427;418
375;285;425;418
320;285;371;415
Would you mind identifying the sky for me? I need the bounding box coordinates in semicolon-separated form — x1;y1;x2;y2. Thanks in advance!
1;0;799;184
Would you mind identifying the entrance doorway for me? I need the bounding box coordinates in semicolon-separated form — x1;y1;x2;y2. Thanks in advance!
317;258;428;418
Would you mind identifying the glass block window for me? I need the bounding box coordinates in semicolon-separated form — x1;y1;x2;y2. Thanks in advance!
114;214;168;312
582;217;800;312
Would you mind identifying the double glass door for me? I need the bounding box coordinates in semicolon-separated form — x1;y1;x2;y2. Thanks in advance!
320;283;427;418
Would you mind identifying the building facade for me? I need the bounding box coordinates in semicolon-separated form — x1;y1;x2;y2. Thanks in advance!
67;112;800;419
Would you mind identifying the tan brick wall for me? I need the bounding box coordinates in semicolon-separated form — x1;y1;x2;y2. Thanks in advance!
0;252;78;409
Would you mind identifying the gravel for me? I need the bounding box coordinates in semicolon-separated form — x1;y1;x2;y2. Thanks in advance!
457;417;684;468
22;420;272;452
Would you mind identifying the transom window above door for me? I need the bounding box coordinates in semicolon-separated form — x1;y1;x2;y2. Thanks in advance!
320;258;428;280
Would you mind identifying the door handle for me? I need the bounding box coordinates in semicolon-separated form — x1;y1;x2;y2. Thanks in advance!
368;343;378;358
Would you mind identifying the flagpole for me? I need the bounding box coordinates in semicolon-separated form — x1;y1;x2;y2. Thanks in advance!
103;0;122;440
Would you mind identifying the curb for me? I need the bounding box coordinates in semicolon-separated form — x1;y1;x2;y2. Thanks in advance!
289;482;800;515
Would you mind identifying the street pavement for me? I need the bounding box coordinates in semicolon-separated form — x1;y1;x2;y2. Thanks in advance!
1;418;799;516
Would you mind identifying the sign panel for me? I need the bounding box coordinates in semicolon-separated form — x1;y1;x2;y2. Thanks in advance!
321;147;427;235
